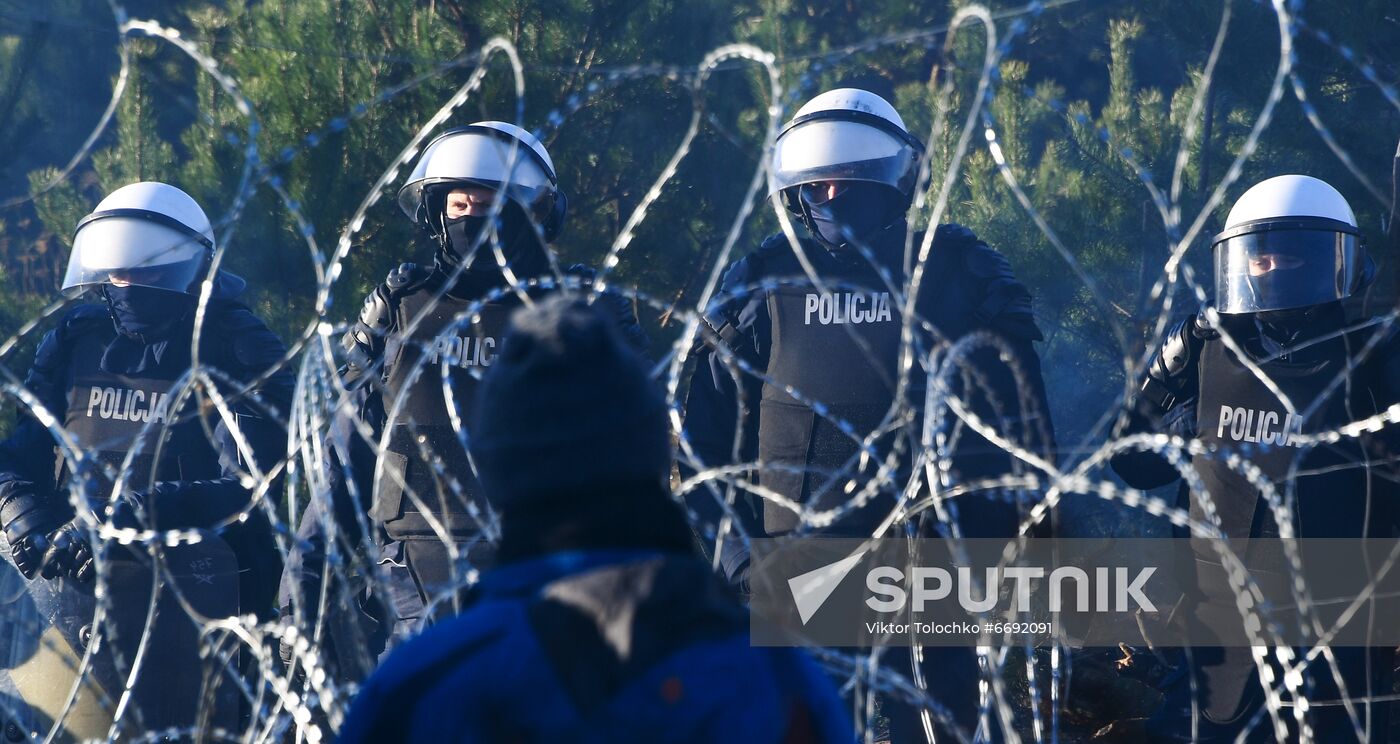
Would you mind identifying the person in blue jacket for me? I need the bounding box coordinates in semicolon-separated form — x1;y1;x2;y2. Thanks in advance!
338;296;852;744
0;180;293;618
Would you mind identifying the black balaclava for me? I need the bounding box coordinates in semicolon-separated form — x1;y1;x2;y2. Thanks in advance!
1247;252;1346;356
98;285;197;375
433;194;549;294
800;181;902;253
101;285;196;344
1248;263;1337;316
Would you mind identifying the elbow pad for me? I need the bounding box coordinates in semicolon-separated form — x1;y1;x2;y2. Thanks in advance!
341;263;432;390
340;287;396;390
1140;315;1208;412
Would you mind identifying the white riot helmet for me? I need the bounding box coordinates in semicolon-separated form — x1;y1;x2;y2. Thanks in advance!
1212;175;1374;314
397;122;567;242
770;88;924;216
62;181;215;298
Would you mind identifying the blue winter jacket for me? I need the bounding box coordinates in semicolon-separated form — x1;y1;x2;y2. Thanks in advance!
337;549;853;743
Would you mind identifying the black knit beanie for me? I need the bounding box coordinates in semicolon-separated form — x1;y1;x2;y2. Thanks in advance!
469;294;671;508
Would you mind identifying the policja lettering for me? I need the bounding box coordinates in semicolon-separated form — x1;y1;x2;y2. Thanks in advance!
803;291;894;326
427;334;497;368
84;386;171;424
1215;405;1304;447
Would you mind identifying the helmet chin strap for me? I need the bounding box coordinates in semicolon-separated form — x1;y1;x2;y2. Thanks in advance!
796;198;838;251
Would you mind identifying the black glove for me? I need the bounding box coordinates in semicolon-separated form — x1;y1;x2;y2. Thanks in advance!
41;520;94;583
1;493;63;580
5;523;51;580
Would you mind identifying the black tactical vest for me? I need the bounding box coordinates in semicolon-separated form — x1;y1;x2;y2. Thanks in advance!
756;253;909;536
747;228;1047;539
58;330;224;498
1185;330;1396;727
1192;333;1391;540
369;286;512;540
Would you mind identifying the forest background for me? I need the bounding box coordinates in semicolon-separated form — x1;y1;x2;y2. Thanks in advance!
0;0;1397;515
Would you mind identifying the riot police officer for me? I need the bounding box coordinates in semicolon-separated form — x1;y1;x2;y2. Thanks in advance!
281;122;645;668
0;181;293;735
681;88;1056;743
0;180;291;611
1110;175;1400;742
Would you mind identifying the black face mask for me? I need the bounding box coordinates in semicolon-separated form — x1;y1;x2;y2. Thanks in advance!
802;182;897;251
101;285;196;343
441;215;489;264
1246;264;1336;313
436;202;549;284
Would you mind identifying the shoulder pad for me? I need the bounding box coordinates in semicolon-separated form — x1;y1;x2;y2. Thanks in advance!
194;304;288;376
753;232;807;269
208;302;263;335
1350;317;1400;380
954;234;1015;282
730;231;810;285
715;253;773;312
58;304;110;335
384;262;433;296
218;307;290;372
30;327;65;375
341;275;410;389
32;305;108;372
717;255;753;293
933;222;978;247
756;232;793;256
953;238;1037;327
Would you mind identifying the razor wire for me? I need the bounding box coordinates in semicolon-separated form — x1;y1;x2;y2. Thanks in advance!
0;0;1396;741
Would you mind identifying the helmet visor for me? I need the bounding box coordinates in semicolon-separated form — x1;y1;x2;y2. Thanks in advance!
62;216;210;297
398;131;556;219
1213;229;1361;314
770;118;918;197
